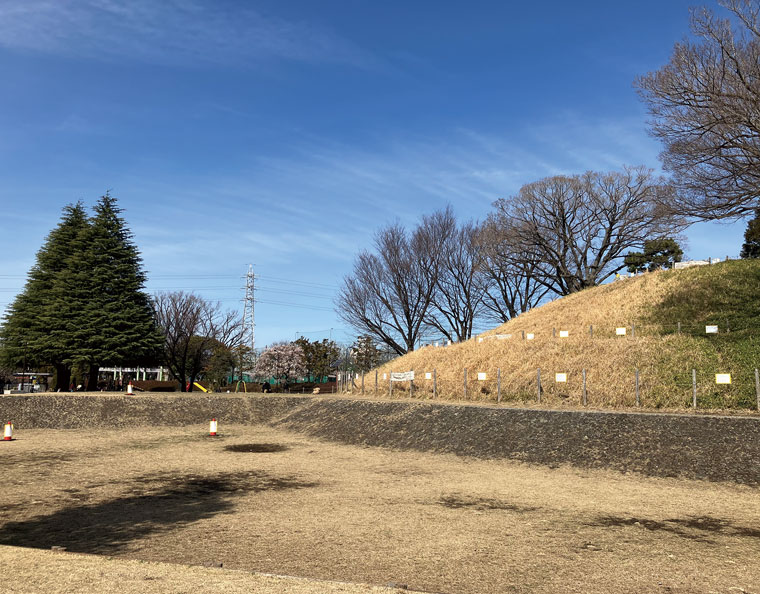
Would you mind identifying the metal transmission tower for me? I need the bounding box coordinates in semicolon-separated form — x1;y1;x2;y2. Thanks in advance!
242;264;256;357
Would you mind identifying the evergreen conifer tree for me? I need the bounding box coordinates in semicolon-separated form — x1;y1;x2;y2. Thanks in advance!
624;238;683;273
1;194;163;391
69;194;162;389
0;203;89;390
740;209;760;259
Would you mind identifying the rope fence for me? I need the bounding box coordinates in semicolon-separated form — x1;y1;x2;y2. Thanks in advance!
337;367;760;411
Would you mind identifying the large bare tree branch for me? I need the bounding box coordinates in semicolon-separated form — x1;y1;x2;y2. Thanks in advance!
490;167;685;295
336;210;449;355
425;215;488;341
636;0;760;219
476;220;553;322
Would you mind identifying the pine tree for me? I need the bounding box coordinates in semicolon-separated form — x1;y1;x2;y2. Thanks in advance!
624;238;683;273
740;209;760;259
0;203;89;390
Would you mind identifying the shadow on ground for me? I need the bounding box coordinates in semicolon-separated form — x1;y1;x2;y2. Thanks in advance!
0;471;317;554
224;443;289;453
589;515;760;544
437;494;539;513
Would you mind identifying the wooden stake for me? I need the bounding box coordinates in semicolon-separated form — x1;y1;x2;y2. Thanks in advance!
433;369;438;399
463;368;467;400
692;368;697;409
635;369;640;406
409;371;414;398
375;370;378;394
582;368;587;406
755;369;760;412
497;367;501;403
537;368;541;403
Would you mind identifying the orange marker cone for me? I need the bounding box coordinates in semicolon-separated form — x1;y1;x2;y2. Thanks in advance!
127;382;133;395
209;418;218;436
3;422;13;441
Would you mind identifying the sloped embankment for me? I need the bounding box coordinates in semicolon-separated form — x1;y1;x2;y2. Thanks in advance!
373;260;760;410
2;394;759;485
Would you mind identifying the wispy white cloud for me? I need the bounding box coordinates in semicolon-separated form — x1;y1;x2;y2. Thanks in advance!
117;112;667;281
54;113;105;135
0;112;744;340
222;112;663;225
0;0;376;68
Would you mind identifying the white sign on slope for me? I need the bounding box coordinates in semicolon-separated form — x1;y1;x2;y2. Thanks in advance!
391;371;415;382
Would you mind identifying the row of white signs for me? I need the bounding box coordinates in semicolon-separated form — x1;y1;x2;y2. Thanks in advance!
385;371;733;384
476;325;722;342
386;371;485;381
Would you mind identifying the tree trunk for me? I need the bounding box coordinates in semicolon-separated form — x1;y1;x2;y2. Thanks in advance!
54;363;71;392
86;365;100;391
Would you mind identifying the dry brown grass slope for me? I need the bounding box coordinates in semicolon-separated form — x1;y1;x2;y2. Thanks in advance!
371;260;760;411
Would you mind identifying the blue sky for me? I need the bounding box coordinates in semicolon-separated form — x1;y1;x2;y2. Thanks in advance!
0;0;747;348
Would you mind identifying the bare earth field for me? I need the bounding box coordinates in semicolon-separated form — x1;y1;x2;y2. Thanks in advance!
1;424;758;593
0;546;420;594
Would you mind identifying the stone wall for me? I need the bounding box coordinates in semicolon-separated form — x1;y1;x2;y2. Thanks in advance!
2;394;758;485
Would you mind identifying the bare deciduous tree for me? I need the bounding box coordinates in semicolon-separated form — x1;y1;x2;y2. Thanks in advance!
491;167;684;295
336;210;449;355
476;219;553;322
154;291;246;391
425;213;487;342
636;0;760;219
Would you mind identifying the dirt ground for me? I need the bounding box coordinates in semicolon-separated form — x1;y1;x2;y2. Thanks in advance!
1;424;758;593
0;545;421;594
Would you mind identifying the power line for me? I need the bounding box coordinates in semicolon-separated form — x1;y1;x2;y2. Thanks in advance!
1;274;338;289
255;274;336;289
253;298;334;312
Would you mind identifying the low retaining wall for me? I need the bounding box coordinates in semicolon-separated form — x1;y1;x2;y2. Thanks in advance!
2;394;759;485
0;394;298;429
